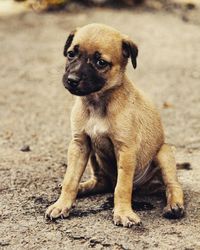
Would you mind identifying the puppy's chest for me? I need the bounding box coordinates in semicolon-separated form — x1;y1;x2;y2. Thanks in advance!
85;113;109;139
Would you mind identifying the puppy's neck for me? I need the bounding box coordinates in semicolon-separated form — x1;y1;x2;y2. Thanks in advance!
81;84;122;116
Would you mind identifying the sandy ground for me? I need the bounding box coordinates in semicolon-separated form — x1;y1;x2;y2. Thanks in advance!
0;6;200;250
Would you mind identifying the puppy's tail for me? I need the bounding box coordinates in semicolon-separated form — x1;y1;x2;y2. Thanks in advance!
176;162;192;170
171;146;192;170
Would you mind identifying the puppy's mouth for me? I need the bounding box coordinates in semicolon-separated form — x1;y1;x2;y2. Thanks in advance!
66;86;94;96
64;84;102;96
63;80;105;96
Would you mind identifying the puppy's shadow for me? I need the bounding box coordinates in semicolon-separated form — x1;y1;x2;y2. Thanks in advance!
69;190;166;219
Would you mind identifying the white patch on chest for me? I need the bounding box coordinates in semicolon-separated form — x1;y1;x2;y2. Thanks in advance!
85;113;109;138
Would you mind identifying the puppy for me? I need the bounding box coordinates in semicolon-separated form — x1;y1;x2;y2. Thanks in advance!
45;23;184;227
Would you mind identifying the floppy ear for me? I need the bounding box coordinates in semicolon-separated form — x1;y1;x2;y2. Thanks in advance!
63;30;76;57
122;39;138;69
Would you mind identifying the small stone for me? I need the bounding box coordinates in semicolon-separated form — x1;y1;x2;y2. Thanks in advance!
20;145;31;152
186;2;196;9
163;101;174;109
182;15;189;22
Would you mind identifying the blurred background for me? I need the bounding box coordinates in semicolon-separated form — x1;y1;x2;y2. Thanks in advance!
0;1;200;249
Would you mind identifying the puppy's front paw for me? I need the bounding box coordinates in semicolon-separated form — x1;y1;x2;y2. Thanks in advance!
113;209;141;228
45;199;71;220
163;203;185;219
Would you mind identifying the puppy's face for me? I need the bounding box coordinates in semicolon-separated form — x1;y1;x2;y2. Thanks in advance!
62;24;138;96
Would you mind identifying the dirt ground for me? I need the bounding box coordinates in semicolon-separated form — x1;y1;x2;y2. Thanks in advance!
0;5;200;250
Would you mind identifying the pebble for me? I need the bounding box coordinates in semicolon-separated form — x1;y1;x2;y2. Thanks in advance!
163;101;174;109
20;145;31;152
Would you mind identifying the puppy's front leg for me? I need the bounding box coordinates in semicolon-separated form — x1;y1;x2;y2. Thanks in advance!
45;134;90;219
113;148;141;227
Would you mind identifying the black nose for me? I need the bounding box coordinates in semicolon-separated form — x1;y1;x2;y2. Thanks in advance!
67;74;81;88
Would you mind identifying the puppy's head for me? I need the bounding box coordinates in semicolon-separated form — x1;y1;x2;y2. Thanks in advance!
62;23;138;96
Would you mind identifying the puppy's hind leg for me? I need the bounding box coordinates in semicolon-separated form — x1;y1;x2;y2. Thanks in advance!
78;154;112;196
154;143;184;219
78;177;110;196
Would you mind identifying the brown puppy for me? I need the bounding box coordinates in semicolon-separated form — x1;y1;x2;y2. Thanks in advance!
45;23;184;227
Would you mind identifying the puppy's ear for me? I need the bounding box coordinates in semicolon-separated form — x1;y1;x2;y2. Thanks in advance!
63;30;76;57
122;38;138;69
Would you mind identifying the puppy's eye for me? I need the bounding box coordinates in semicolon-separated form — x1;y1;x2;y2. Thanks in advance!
96;59;109;68
67;51;76;59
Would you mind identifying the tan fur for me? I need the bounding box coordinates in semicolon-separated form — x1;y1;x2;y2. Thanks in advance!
45;23;184;226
